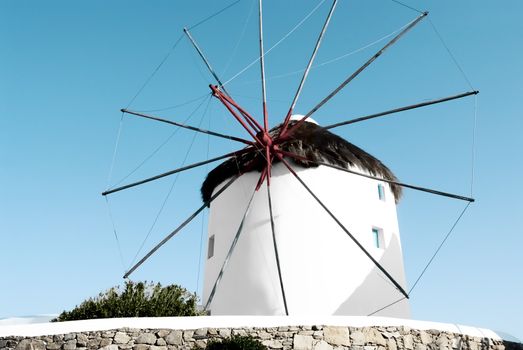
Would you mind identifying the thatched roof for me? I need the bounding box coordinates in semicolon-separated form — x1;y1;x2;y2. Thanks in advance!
201;120;402;203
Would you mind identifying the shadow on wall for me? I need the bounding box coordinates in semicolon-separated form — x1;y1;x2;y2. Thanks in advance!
334;234;410;317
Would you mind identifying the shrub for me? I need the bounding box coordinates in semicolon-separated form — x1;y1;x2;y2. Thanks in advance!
204;336;267;350
52;281;200;321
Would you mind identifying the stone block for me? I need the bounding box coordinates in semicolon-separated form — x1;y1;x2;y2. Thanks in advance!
350;332;365;347
194;329;208;337
99;346;118;350
133;345;150;350
183;331;194;341
219;329;231;338
63;340;77;350
64;335;75;342
76;335;88;348
136;334;157;345
47;343;62;350
165;331;183;346
313;341;333;350
387;338;398;350
232;330;247;337
157;330;170;339
262;340;283;349
419;333;432;345
114;333;131;345
363;329;386;346
156;339;167;346
99;338;112;348
16;339;46;350
195;341;207;349
403;335;414;350
149;346;167;350
293;335;313;350
324;327;351;346
259;332;272;340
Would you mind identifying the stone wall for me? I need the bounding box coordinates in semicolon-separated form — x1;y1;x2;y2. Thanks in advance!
1;325;521;350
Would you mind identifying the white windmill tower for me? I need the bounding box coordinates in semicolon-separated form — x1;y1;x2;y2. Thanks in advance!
202;115;410;317
104;0;476;319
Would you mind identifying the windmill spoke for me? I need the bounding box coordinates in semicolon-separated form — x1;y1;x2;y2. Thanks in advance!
267;184;289;315
123;174;241;279
211;87;264;144
277;150;474;203
281;0;338;132
121;108;255;146
258;0;268;131
204;188;257;311
323;90;479;130
277;155;409;299
282;12;428;139
183;27;230;96
103;148;254;196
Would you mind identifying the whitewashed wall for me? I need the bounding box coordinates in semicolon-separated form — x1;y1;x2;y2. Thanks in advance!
203;162;409;317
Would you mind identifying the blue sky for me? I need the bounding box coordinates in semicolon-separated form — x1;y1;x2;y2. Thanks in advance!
1;0;522;341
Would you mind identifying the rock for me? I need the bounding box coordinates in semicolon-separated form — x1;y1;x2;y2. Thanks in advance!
262;340;283;349
351;331;365;346
99;346;118;350
102;332;115;339
312;326;323;331
156;339;167;346
47;342;62;350
364;346;377;350
313;340;333;350
194;329;208;337
363;328;386;346
133;345;150;350
114;332;131;344
402;335;414;350
76;335;88;348
63;340;77;350
195;341;207;349
259;332;273;340
419;332;432;345
415;344;427;350
387;338;398;350
324;327;351;346
136;334;157;345
313;332;324;339
450;338;461;349
467;341;479;350
149;346;167;350
157;330;170;338
299;331;315;336
16;339;46;350
232;329;247;337
183;330;194;341
293;335;313;350
53;336;64;342
165;331;183;346
99;338;112;348
219;329;232;338
64;335;75;342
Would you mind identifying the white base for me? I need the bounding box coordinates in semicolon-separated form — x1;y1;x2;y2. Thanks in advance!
0;315;503;340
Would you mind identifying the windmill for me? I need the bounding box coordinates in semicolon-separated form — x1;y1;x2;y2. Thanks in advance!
102;0;477;317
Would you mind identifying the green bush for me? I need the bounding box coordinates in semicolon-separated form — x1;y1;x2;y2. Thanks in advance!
204;336;267;350
52;281;200;321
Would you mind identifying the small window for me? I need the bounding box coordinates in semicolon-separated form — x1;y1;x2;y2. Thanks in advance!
207;235;215;259
377;183;386;201
372;227;383;249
